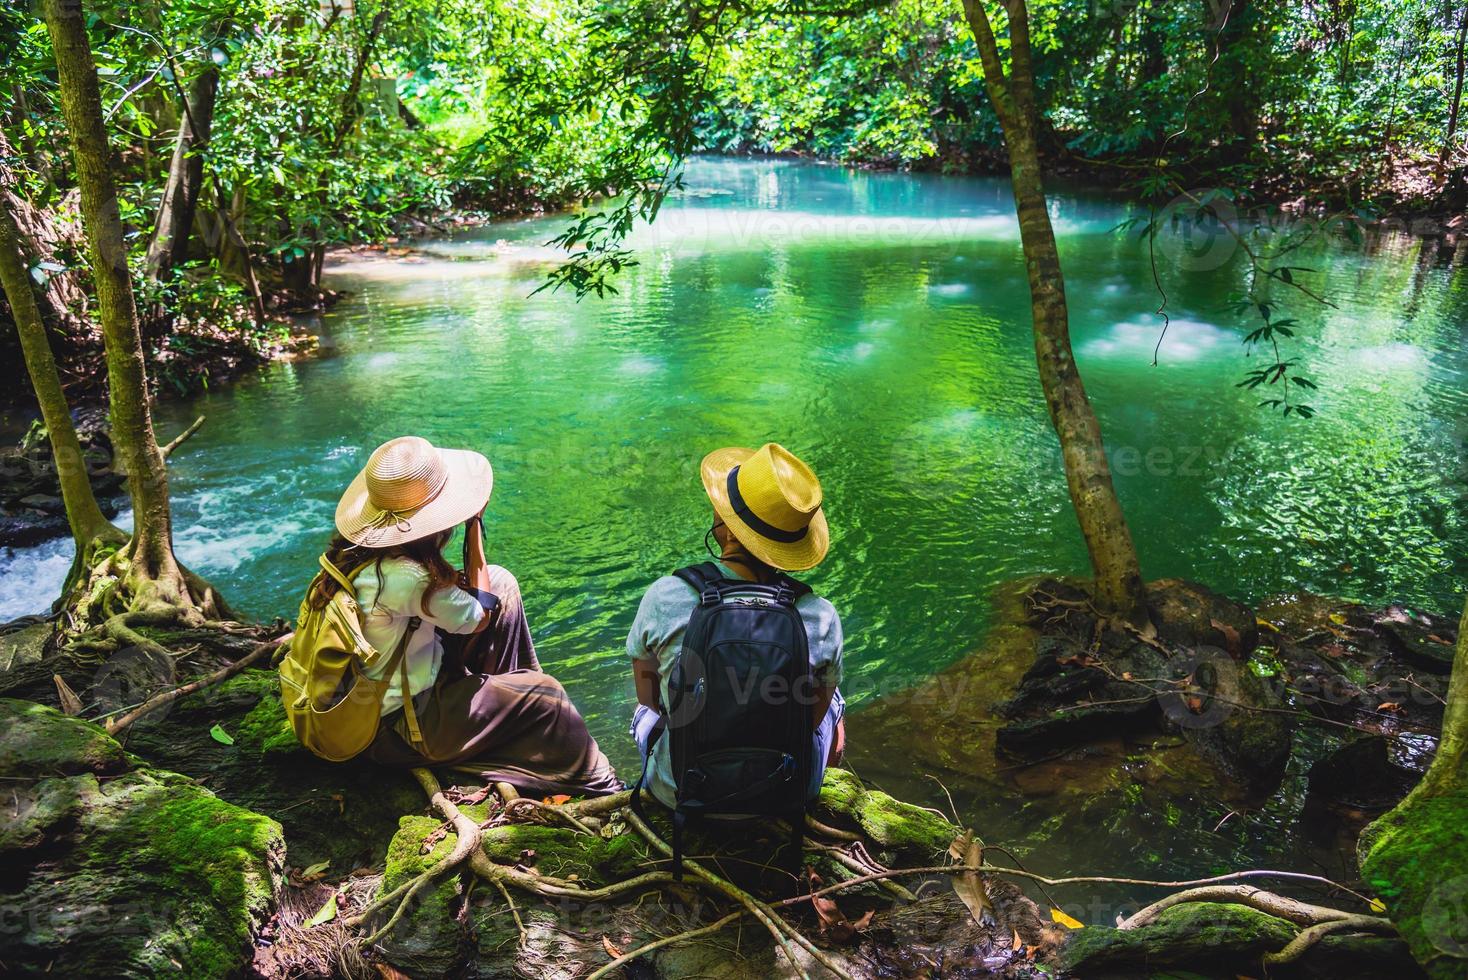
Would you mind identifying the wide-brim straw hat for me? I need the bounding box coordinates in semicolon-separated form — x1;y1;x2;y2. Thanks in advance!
336;436;492;547
701;442;829;571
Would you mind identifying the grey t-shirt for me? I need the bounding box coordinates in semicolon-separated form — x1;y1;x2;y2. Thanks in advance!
625;561;843;804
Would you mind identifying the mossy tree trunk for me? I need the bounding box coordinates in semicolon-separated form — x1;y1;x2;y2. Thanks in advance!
1358;598;1468;977
41;0;213;617
0;138;125;575
957;0;1150;626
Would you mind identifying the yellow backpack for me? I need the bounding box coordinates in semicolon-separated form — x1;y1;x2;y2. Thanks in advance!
278;555;427;762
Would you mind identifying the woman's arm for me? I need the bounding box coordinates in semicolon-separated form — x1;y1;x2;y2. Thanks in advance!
458;514;495;634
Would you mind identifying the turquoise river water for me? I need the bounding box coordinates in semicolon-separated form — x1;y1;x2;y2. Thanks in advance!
3;157;1466;899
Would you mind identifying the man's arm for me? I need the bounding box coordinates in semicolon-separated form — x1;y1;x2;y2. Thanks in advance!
810;684;835;731
633;659;662;711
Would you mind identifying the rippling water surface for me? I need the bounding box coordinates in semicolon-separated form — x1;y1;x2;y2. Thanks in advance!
4;157;1466;888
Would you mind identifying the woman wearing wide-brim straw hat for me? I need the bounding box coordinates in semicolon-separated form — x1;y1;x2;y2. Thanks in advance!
305;436;619;796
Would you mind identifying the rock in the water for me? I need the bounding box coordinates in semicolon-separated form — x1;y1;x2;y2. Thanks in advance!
1147;577;1260;657
1176;653;1293;794
1373;612;1458;673
1308;736;1420;812
0;699;284;978
996;639;1165;758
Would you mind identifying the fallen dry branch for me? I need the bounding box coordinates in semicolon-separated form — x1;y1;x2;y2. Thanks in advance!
160;415;206;458
103;633;286;734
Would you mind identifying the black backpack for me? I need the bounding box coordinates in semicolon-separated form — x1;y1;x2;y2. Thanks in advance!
631;562;815;879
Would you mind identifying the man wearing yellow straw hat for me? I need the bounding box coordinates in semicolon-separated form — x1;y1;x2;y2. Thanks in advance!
626;442;845;819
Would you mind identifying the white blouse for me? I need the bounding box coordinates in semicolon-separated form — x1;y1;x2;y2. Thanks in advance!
353;557;486;713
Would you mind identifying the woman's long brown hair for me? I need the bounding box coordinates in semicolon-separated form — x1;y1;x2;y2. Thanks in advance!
307;530;458;615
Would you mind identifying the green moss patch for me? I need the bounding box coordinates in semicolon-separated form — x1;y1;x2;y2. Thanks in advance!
0;698;128;778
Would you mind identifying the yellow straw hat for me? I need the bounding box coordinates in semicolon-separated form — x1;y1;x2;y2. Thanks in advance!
701;443;829;571
336;436;492;547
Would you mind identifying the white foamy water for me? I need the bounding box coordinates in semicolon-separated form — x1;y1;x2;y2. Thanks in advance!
0;537;75;621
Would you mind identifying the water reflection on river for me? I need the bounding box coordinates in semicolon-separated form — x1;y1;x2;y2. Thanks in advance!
4;157;1466;898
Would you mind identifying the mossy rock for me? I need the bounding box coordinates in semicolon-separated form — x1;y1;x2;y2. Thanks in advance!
0;700;284;978
121;668;420;871
377;813;472;975
1360;786;1468;979
816;767;956;863
0;697;129;778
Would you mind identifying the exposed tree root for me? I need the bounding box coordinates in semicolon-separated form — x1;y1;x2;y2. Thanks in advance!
587;909;746;980
1120;884;1356;929
103;633;288;734
1119;883;1396;967
1262;914;1399;965
348;768;1398;979
623;801;852;980
350;768;483;941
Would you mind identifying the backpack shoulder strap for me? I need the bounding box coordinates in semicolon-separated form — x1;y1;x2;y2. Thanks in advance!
775;572;812;601
672;562;727;601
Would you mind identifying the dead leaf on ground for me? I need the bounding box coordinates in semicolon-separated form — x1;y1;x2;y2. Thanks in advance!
948;831;996;927
53;674;83;716
1377;702;1403;714
1211;618;1242;657
543;794;572;805
601;935;624;959
805;867;869;943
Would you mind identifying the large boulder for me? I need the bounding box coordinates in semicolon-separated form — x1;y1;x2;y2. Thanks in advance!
0;699;284;978
1147;578;1260;657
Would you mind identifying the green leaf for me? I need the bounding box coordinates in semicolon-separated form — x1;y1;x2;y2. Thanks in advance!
304;892;338;928
209;724;235;746
301;860;330;878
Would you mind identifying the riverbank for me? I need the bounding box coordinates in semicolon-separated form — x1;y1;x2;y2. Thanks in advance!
0;569;1443;978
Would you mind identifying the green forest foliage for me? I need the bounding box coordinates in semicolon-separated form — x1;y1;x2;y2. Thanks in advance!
703;0;1462;205
0;0;1461;392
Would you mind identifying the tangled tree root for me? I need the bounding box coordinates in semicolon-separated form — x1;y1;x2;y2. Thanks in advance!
337;767;1397;979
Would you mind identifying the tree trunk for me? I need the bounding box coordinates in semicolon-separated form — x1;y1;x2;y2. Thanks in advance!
145;65;219;282
1209;0;1260;159
0;129;90;341
0;152;120;554
958;0;1149;625
1438;1;1468;185
41;0;191;609
1357;598;1468;976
